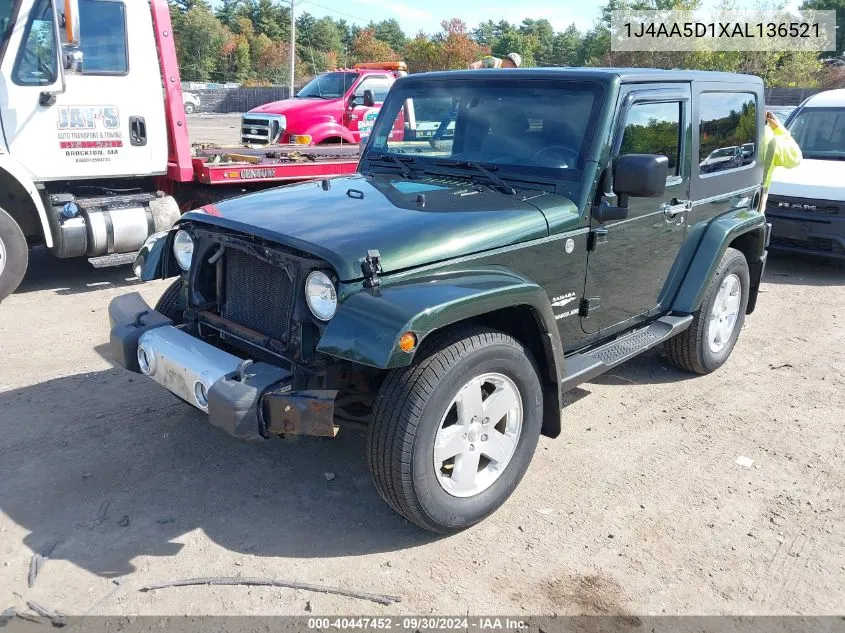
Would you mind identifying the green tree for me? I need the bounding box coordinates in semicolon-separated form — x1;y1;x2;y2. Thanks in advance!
170;0;211;12
801;0;845;57
215;0;242;28
550;24;582;67
173;6;227;81
519;19;555;65
371;19;407;53
491;29;536;66
405;31;440;72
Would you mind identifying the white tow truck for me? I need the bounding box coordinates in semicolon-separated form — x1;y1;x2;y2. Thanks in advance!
0;0;359;301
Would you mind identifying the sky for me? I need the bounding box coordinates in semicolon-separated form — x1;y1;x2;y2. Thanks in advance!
296;0;805;35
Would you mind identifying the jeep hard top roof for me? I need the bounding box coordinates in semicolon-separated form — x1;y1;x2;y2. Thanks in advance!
404;67;762;85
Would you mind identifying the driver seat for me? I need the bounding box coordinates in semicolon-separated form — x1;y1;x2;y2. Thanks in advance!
479;112;532;163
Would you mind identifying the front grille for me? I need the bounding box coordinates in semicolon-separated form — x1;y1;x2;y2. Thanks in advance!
771;236;840;253
241;114;285;146
767;195;840;215
222;248;294;342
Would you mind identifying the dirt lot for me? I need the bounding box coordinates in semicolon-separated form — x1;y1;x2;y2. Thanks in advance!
1;248;843;617
187;114;243;146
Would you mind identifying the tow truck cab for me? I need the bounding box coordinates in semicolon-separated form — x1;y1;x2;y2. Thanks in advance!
241;62;408;146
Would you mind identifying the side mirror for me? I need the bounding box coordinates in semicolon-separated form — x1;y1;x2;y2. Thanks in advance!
347;94;358;108
64;46;83;72
614;153;668;199
362;89;375;108
592;154;669;223
62;0;80;45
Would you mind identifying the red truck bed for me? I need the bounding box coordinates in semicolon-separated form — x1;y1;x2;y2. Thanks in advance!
192;145;360;185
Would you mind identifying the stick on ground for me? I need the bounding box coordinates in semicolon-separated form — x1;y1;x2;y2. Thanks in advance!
138;577;401;606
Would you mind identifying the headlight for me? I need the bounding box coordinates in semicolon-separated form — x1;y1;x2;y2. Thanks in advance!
305;271;337;321
173;230;194;271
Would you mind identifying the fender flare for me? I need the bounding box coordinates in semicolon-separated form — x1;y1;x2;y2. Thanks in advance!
304;122;356;145
317;267;566;437
671;209;767;314
0;154;52;248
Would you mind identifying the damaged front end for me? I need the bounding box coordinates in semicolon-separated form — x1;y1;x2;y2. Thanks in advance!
108;293;338;440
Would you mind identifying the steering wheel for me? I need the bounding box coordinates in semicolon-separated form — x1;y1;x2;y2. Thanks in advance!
534;145;578;168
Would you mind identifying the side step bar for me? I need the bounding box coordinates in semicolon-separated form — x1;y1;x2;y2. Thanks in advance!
561;314;693;392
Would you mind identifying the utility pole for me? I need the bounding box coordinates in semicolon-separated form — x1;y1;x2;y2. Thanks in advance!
289;0;295;98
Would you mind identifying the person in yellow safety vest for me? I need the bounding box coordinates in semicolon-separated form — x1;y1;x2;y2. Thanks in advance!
761;110;802;213
468;52;523;69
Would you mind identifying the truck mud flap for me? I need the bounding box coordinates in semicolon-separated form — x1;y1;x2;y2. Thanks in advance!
262;390;339;438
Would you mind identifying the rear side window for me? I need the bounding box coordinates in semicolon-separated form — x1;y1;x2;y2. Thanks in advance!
12;0;57;86
699;92;756;175
620;101;681;175
79;0;127;74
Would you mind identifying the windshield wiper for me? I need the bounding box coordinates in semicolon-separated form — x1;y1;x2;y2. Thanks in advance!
371;154;416;179
436;160;516;195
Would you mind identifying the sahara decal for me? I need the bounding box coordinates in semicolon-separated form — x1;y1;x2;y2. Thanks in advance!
552;291;579;320
57;106;124;163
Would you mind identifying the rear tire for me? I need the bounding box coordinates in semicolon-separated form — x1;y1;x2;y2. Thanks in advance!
154;279;185;324
368;326;544;533
666;247;750;374
184;103;195;114
0;206;28;302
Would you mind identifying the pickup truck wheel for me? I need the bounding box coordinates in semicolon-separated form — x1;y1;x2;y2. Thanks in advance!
0;206;28;302
666;247;750;374
368;327;543;533
154;279;185;325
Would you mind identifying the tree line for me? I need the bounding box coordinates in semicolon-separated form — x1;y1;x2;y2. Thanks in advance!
170;0;841;88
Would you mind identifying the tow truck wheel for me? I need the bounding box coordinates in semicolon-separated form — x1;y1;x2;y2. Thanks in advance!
368;326;543;533
0;206;28;302
154;279;185;325
666;247;750;374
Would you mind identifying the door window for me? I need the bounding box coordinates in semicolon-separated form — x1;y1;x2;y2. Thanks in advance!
77;0;127;74
619;101;681;176
12;0;57;86
699;92;756;174
355;76;391;102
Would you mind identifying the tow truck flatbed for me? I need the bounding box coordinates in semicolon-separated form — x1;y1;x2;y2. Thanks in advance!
191;144;361;185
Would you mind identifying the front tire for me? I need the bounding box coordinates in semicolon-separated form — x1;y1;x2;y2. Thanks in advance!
0;206;28;302
666;247;750;374
154;279;185;324
184;103;195;115
368;327;544;533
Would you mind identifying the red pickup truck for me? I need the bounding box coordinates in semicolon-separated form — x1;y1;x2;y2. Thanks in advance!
241;62;407;146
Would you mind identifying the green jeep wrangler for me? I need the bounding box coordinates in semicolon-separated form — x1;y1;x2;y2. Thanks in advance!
110;69;770;533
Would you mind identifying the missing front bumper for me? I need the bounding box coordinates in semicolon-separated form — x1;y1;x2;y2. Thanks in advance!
108;292;337;440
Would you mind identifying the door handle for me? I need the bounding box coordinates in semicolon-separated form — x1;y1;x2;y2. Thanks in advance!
661;200;691;219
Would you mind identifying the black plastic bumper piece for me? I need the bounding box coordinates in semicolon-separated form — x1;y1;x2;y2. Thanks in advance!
208;363;291;441
109;293;172;373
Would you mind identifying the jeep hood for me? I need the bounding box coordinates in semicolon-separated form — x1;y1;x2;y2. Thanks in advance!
183;175;560;282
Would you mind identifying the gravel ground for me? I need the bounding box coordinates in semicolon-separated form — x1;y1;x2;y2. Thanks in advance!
188;114;243;146
0;249;843;617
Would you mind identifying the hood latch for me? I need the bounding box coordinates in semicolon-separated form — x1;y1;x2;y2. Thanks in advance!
361;250;383;288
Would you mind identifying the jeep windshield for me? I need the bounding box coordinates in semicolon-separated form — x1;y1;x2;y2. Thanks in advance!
787;107;845;161
296;72;357;99
365;79;602;183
